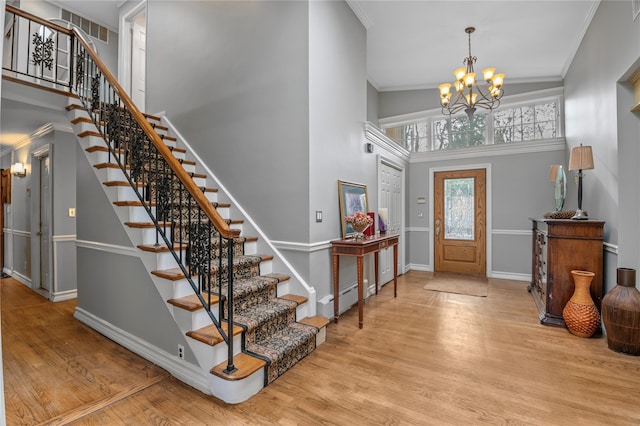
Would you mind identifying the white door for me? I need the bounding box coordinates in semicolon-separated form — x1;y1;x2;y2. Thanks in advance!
131;20;146;111
38;154;51;293
379;161;403;285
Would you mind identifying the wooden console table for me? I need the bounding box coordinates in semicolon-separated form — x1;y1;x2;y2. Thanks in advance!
331;233;399;329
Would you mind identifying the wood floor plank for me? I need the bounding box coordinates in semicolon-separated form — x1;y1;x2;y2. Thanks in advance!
3;272;640;425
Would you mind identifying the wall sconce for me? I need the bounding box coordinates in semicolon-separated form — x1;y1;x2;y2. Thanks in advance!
568;144;594;220
10;162;26;178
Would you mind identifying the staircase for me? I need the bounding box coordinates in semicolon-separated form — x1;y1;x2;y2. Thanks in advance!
66;102;329;403
1;5;328;403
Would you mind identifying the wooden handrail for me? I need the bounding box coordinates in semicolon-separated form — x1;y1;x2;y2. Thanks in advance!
71;29;240;240
6;4;73;35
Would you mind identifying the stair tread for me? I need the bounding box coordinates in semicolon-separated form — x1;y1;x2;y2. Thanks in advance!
125;221;171;228
113;200;156;207
168;293;220;312
78;130;102;138
299;315;330;330
137;243;187;253
187;322;243;346
279;294;308;306
262;273;290;282
71;116;93;125
151;268;195;281
210;353;266;381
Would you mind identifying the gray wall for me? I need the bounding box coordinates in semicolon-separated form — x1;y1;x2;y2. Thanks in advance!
2;123;78;297
75;143;194;360
367;81;379;124
377;81;563;120
308;0;367;302
146;1;310;244
146;1;371;305
564;1;640;291
407;147;565;275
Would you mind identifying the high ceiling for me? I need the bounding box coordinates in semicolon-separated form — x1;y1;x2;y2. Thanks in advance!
349;0;600;91
2;0;601;151
46;0;601;91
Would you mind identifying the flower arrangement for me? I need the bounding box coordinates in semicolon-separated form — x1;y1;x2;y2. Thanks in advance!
345;211;373;235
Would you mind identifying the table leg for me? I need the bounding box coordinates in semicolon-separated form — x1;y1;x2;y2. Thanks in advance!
357;255;364;329
374;251;379;295
393;244;398;298
333;253;340;323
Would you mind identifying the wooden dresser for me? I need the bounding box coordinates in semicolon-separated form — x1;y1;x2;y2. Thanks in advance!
529;218;605;327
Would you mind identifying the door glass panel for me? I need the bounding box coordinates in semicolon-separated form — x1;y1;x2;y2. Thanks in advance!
444;177;474;240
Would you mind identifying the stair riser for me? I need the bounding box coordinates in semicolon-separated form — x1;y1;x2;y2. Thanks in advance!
79;135;106;150
95;167;127;182
138;249;181;272
86;149;113;165
209;368;264;405
203;191;218;204
126;205;157;223
173;305;218;331
191;334;243;374
215;206;230;218
151;276;194;301
110;185;139;203
192;176;207;187
243;240;257;255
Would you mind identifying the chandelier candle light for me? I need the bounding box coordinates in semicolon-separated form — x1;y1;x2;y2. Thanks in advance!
439;27;504;120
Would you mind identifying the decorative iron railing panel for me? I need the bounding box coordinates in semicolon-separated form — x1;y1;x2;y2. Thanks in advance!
3;5;239;374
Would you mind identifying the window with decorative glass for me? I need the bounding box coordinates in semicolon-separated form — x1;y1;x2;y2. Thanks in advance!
382;92;561;153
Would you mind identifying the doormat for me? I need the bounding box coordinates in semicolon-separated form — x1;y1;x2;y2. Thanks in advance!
423;273;488;297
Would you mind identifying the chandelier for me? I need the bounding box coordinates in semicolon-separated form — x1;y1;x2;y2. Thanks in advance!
438;27;505;120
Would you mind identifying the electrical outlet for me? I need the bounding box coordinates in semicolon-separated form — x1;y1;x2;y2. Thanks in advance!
178;344;184;360
69;208;76;217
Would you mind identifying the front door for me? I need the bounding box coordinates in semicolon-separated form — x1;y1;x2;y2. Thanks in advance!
434;169;486;275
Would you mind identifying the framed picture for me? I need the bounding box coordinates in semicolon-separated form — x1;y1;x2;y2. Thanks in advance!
338;180;369;238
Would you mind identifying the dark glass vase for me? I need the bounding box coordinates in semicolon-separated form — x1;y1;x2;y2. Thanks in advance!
602;268;640;355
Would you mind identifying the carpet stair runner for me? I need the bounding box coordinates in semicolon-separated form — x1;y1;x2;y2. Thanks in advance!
67;102;329;401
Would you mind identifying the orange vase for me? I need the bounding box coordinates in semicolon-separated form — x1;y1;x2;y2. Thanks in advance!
562;270;600;337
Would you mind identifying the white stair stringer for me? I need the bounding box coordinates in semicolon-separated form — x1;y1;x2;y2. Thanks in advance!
67;100;266;403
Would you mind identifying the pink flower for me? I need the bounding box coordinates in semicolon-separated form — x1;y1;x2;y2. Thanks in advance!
345;211;373;227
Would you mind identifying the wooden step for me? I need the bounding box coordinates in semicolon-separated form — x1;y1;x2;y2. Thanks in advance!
151;267;194;281
187;322;243;346
279;294;308;306
168;293;220;312
71;116;93;125
159;134;177;142
103;180;144;188
94;162;129;170
124;221;171;228
137;243;187;253
299;315;330;330
113;200;156;207
262;273;290;283
78;130;102;138
211;353;266;381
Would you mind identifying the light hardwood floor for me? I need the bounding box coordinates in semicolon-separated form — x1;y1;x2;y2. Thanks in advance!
2;272;639;425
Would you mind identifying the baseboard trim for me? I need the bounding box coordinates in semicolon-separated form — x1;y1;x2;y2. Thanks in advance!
50;289;78;302
490;271;530;281
74;307;211;395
